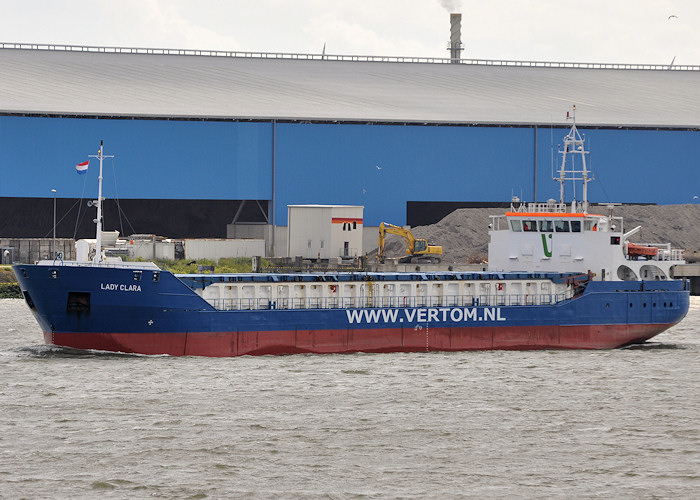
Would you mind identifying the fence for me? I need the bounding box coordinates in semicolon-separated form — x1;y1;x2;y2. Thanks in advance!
2;42;698;71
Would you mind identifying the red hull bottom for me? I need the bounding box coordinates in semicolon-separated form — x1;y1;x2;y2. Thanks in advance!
44;323;676;357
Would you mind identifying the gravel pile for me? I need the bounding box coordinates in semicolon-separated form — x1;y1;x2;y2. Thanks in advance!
381;204;700;264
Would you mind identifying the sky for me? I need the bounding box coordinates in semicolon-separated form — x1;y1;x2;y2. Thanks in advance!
1;1;699;65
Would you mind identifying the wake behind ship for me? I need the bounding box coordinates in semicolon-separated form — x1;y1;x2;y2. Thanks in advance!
12;113;691;356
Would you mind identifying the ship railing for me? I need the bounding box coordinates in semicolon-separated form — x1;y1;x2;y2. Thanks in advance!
205;291;573;311
525;202;568;213
490;215;507;230
655;247;684;262
35;260;160;270
627;243;684;262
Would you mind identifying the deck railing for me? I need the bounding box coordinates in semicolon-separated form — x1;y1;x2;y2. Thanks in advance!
647;246;684;262
205;291;573;311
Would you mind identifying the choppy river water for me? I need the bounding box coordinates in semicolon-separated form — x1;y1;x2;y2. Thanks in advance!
1;298;698;499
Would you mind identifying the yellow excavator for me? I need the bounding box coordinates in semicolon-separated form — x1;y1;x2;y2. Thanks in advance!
377;222;442;264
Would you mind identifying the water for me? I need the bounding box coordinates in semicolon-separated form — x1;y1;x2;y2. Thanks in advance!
1;298;698;499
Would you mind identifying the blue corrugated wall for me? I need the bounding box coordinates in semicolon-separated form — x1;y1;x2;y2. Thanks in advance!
1;116;699;226
0;116;273;200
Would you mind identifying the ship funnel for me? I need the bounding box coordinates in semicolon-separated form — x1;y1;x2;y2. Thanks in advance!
448;13;463;63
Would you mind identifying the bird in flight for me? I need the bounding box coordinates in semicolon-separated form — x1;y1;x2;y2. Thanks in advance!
668;14;678;20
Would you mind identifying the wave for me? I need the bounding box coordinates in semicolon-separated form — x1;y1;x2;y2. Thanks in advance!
7;344;149;358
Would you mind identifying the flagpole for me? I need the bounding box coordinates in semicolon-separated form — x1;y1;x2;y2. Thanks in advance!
51;189;56;258
88;141;113;264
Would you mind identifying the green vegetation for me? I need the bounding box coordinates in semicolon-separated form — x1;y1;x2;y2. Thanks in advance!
147;257;268;274
0;266;21;298
0;265;16;283
0;282;21;298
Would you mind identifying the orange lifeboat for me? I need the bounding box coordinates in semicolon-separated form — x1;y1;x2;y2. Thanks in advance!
627;243;658;257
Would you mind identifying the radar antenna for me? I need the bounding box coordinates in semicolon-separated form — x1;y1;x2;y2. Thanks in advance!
556;105;593;213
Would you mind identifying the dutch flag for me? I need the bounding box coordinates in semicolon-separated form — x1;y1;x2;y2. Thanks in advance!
76;160;89;175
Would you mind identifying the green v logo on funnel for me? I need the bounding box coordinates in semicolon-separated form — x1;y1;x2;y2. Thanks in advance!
541;234;553;257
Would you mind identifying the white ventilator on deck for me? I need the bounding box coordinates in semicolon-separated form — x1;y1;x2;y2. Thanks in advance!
488;106;685;281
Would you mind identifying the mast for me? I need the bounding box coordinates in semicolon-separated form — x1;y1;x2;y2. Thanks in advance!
556;105;593;213
88;141;114;264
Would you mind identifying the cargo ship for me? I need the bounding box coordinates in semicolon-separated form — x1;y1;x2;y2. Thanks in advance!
13;111;689;356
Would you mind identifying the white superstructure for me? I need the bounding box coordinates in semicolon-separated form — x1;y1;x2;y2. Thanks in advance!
488;107;684;281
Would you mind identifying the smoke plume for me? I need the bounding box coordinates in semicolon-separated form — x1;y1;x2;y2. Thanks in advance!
438;0;462;12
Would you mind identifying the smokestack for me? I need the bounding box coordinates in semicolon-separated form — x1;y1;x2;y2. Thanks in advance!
449;13;463;63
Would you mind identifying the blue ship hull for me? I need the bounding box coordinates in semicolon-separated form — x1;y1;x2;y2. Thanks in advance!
13;264;690;356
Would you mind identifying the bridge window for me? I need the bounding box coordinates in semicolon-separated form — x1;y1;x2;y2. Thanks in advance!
538;220;554;232
522;220;537;232
510;220;522;232
570;220;581;232
554;220;570;232
584;220;598;231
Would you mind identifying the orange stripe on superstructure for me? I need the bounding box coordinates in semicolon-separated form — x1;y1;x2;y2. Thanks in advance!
332;217;363;224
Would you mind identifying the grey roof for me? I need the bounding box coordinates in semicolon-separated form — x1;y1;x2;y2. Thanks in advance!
1;45;699;129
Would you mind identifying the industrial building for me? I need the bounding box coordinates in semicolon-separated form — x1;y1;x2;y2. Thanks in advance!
1;28;700;259
287;205;364;260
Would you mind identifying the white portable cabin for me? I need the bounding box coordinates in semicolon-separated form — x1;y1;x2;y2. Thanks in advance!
287;205;364;260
